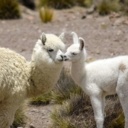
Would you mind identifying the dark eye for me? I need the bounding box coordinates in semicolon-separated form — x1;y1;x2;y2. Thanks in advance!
71;52;77;55
48;49;54;52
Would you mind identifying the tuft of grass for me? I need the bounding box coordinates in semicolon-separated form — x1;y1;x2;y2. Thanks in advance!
39;6;54;23
12;105;27;128
0;0;21;19
98;0;121;15
109;112;124;128
51;106;76;128
30;92;52;105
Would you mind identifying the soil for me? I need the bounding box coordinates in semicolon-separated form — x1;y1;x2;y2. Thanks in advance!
0;6;128;128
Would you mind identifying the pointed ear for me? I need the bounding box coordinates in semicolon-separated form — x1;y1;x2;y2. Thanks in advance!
59;32;65;41
40;33;46;45
71;32;79;44
79;37;85;50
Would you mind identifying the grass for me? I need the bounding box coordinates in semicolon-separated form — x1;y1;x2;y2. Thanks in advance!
0;0;21;19
120;0;128;15
39;6;54;23
84;0;93;7
109;112;124;128
98;0;121;15
12;105;27;128
38;0;86;9
30;92;52;105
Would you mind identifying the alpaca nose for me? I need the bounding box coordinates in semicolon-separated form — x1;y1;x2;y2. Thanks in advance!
63;55;68;61
60;55;64;59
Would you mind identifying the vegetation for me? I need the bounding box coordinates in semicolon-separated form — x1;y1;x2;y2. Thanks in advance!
50;68;123;128
0;0;21;19
109;112;124;128
98;0;121;15
84;0;93;7
12;105;27;128
30;92;52;105
39;6;54;23
37;0;128;15
39;0;86;9
120;0;128;15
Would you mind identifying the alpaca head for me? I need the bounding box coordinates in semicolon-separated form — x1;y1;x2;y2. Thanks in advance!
63;32;87;62
32;32;65;64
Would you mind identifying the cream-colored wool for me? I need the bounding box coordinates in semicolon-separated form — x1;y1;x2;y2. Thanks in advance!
0;33;65;128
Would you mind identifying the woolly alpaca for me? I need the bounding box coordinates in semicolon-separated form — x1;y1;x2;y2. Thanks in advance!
0;32;65;128
63;32;128;128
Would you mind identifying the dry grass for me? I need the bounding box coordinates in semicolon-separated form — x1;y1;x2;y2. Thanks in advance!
12;104;27;128
98;0;121;15
39;6;54;23
30;92;51;105
38;0;86;9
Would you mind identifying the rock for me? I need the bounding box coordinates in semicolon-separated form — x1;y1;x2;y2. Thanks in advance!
86;5;96;14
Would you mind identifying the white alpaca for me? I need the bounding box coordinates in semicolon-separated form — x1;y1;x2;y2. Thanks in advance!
0;32;65;128
63;32;128;128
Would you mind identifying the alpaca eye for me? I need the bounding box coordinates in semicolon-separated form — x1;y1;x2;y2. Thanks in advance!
48;49;54;52
71;52;77;55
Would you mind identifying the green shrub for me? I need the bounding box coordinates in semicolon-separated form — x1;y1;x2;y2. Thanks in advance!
0;0;21;19
39;6;54;23
39;0;86;9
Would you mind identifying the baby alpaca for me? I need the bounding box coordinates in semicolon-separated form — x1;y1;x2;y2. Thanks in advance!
0;32;65;128
63;32;128;128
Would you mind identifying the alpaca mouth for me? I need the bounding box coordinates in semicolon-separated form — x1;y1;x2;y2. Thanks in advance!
64;58;69;61
57;58;63;62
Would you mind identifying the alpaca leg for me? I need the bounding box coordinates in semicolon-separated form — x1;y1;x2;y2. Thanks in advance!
102;95;106;117
0;104;16;128
116;73;128;128
117;91;128;128
90;95;104;128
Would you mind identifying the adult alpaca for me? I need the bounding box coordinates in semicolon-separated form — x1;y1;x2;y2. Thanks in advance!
63;32;128;128
0;32;65;128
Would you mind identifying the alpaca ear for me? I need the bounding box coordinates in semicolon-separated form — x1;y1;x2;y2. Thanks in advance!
40;33;46;45
79;37;85;50
71;32;79;44
59;32;65;41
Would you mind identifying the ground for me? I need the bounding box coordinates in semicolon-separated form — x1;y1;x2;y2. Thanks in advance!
0;6;128;128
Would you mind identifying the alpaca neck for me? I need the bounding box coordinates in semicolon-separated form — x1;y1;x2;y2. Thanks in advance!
71;50;86;86
27;61;63;98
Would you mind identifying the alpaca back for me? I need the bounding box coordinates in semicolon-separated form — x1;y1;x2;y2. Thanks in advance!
0;48;28;103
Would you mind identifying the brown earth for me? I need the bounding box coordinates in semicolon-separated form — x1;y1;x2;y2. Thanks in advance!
0;6;128;128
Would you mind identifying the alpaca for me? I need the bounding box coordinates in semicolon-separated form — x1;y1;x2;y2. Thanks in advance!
63;32;128;128
0;32;65;128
